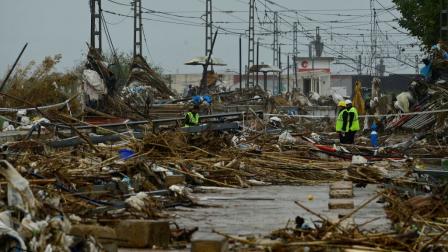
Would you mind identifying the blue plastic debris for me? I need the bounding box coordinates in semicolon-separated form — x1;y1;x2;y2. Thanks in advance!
370;123;379;148
118;149;135;160
203;95;212;104
192;95;203;105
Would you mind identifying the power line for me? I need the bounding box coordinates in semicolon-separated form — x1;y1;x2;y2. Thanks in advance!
103;10;204;27
103;0;418;75
211;19;401;24
105;0;129;7
103;9;132;25
142;27;153;61
101;12;118;61
256;0;417;76
375;0;400;20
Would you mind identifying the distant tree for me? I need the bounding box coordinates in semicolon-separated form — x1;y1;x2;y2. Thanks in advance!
393;0;443;49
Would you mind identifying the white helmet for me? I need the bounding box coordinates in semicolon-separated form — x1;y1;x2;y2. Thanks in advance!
345;99;352;105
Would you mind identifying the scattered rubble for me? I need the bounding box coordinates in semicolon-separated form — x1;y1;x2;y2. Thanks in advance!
1;38;448;251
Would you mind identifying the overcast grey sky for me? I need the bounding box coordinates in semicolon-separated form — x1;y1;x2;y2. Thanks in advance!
1;0;420;76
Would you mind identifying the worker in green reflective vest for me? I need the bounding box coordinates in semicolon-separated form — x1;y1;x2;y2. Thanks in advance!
344;100;360;144
335;100;348;144
184;105;200;127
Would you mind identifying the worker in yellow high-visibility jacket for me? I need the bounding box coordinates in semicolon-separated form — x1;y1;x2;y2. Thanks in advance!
344;100;360;144
335;100;348;144
184;105;200;127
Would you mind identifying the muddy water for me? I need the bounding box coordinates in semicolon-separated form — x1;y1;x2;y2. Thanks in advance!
172;184;389;236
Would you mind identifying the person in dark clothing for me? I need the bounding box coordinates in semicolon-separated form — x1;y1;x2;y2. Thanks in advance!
344;100;360;144
335;101;348;144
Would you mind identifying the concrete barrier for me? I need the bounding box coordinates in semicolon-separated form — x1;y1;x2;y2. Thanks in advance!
70;224;117;252
191;233;228;252
105;219;170;248
329;199;355;209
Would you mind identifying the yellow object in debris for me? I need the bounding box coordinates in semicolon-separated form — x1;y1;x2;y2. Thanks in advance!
307;194;314;201
352;80;365;115
414;159;427;170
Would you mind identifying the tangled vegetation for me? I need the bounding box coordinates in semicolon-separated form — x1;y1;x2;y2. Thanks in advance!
1;54;81;114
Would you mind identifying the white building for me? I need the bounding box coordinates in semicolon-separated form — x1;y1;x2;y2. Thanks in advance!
295;57;334;96
168;56;340;97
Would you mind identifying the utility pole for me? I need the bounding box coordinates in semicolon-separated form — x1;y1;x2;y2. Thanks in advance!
310;30;315;93
239;35;242;94
293;22;298;57
200;30;218;95
287;55;290;93
440;0;448;42
370;0;378;76
293;58;298;90
293;22;298;89
310;40;315;71
205;0;213;56
247;0;255;87
278;45;282;94
245;65;249;89
415;55;419;75
90;0;102;53
272;11;279;66
256;39;260;87
272;11;279;93
133;0;143;57
357;54;362;75
378;58;385;76
314;27;323;57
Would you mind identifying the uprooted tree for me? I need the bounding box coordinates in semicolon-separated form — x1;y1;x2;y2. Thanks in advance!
102;51;173;94
1;54;81;113
393;0;443;49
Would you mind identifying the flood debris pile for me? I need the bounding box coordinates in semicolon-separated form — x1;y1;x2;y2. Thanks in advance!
138;131;353;186
0;85;447;251
208;156;448;251
212;136;448;250
84;49;177;118
0;128;334;250
382;186;448;251
204;87;267;114
0;159;101;251
0;143;191;250
0;102;416;250
2;39;448;251
85;47;117;98
122;55;176;114
385;42;448;134
378;156;448;251
217;194;441;251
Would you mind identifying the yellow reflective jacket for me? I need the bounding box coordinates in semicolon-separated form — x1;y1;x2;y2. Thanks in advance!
184;112;199;127
335;109;347;132
347;107;360;131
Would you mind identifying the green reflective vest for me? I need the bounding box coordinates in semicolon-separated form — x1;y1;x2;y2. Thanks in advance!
335;109;347;132
185;112;199;127
347;107;360;131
